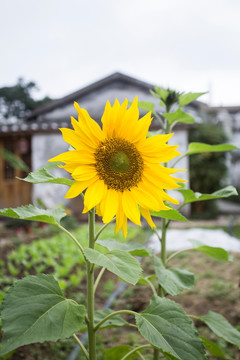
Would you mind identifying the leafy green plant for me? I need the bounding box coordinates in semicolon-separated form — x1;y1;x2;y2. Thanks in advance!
0;92;239;360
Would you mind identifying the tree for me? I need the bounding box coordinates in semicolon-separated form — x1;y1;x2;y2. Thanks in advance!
0;78;51;122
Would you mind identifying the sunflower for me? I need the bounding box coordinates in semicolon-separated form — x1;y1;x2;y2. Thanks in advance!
49;98;185;236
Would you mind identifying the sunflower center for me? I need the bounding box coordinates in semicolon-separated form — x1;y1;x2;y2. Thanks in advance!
110;151;130;172
94;138;144;192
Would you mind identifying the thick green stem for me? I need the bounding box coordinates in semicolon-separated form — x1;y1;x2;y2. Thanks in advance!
87;209;96;360
154;218;167;360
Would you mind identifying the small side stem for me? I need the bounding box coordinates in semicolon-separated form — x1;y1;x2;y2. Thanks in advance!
94;309;137;332
93;267;106;295
94;217;116;242
121;344;153;360
166;248;192;264
144;277;157;296
73;333;89;359
57;224;85;256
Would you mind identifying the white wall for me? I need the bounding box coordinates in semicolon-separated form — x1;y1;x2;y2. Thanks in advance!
31;133;69;208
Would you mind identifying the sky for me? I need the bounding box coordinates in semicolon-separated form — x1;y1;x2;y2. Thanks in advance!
1;0;240;106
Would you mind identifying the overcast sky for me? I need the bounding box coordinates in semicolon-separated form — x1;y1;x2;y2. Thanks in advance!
1;0;240;106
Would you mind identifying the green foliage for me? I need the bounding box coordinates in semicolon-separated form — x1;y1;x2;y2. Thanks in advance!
178;186;238;205
20;166;74;186
178;92;207;107
200;311;240;349
0;205;67;225
1;149;29;172
154;257;195;296
104;345;138;360
191;243;232;262
0;78;51;120
135;295;207;360
0;275;86;355
80;309;128;331
199;337;225;358
151;208;188;222
84;249;142;285
96;238;153;257
188;123;232;218
162;109;195;126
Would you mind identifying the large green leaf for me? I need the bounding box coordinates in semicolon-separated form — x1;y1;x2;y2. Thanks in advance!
96;239;153;257
187;142;238;155
105;345;139;360
0;205;67;225
191;243;232;262
84;249;142;285
137;101;155;112
200;337;225;358
19;167;74;186
151;208;188;222
200;311;240;349
80;309;128;331
162;109;195;126
154;257;194;296
135;295;207;360
179;92;207;107
178;186;238;205
0;274;86;355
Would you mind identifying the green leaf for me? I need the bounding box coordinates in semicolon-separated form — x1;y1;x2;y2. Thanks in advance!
154;86;169;101
179;92;207;107
84;248;142;285
200;336;225;358
137;101;155;112
80;309;128;331
96;239;153;257
187;142;238;155
154;257;194;296
162;109;195;126
0;274;86;355
151;208;188;222
0;205;67;225
178;186;238;205
135;295;207;360
200;311;240;349
138;274;156;285
105;345;138;360
191;242;232;262
19;166;74;186
1;148;29;172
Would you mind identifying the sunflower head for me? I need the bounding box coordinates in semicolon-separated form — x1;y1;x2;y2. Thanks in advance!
49;97;186;236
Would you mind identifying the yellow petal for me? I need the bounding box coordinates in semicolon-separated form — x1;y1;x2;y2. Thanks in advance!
71;117;99;149
72;165;97;181
140;207;156;229
132;112;153;144
101;189;119;223
49;150;95;165
144;164;181;190
83;180;106;213
131;186;160;211
115;193;125;234
115;97;139;140
65;178;96;199
121;215;128;238
122;191;141;226
60;128;82;150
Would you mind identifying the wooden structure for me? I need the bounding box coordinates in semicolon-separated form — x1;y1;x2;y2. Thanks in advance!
0;135;32;208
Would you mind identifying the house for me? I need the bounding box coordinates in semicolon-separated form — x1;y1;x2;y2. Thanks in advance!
0;72;238;214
